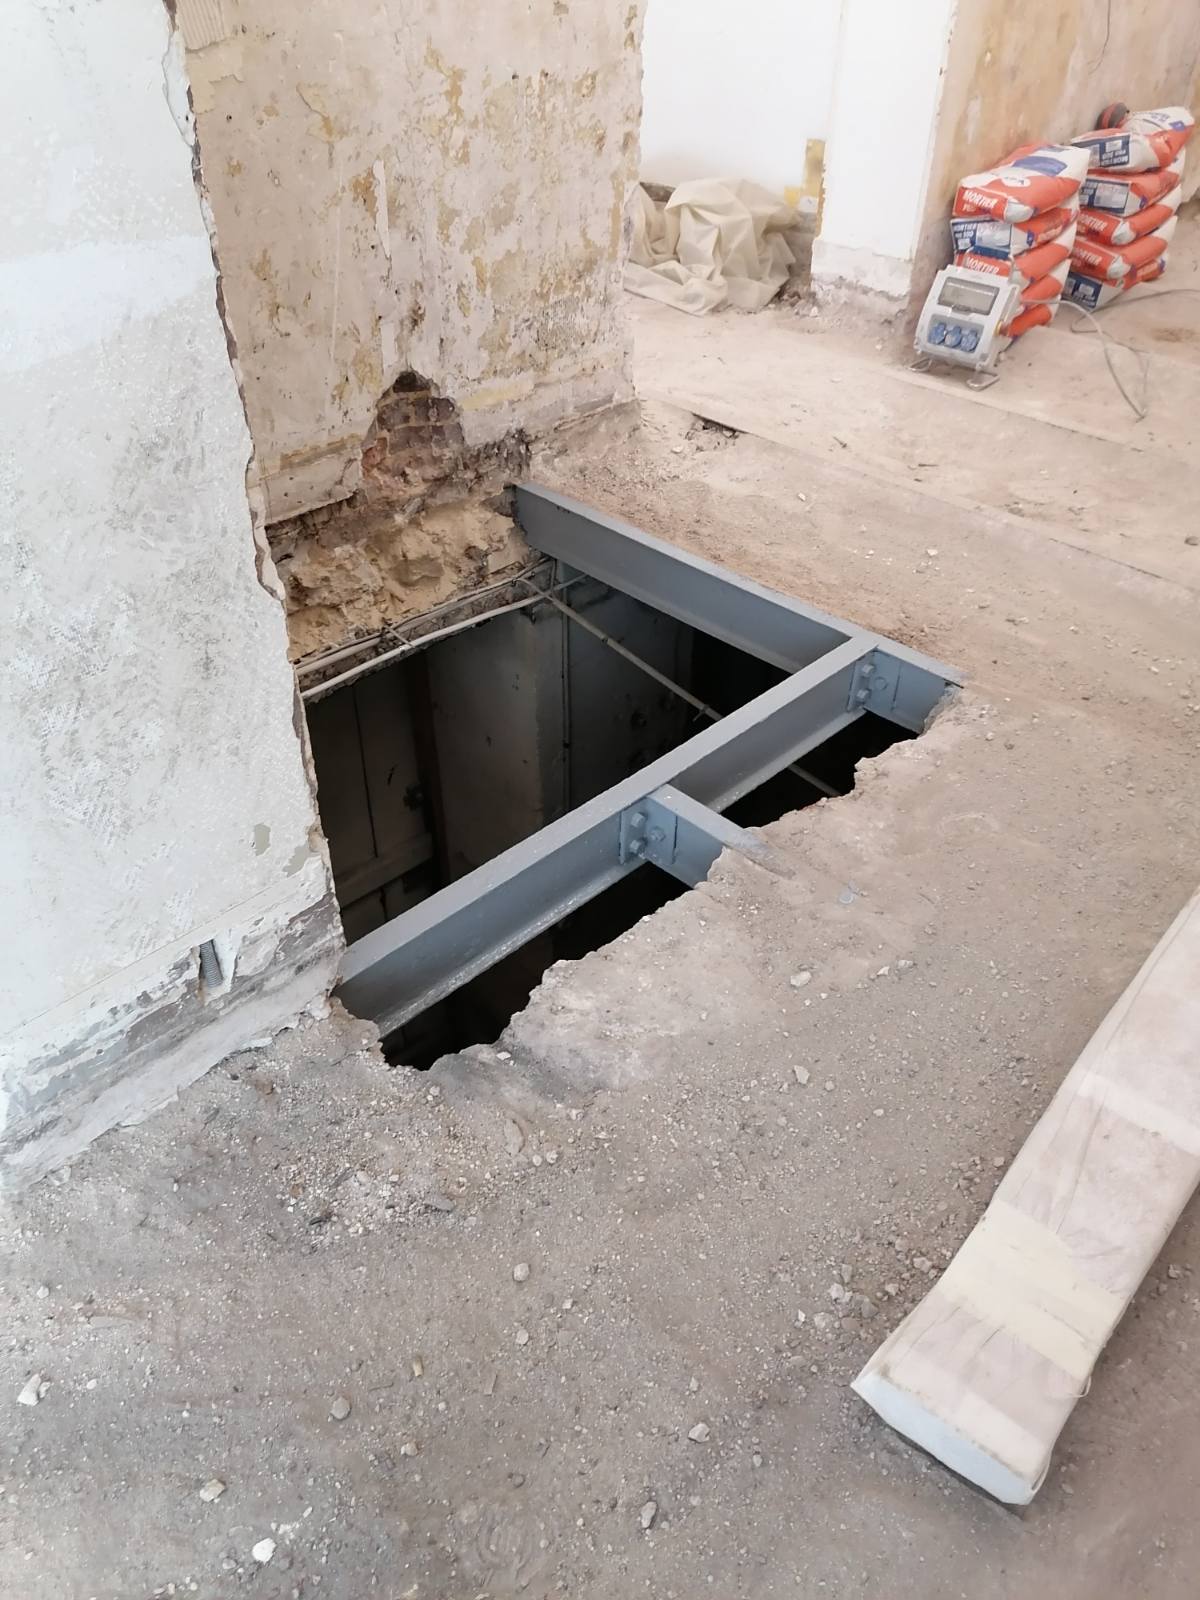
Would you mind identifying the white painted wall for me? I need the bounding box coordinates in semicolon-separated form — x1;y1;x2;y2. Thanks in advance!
0;0;340;1180
812;0;959;299
640;0;843;199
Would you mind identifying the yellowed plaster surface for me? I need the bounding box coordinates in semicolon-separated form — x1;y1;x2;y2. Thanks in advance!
186;2;646;522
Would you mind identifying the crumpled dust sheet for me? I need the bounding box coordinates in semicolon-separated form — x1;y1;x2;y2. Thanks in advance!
626;179;798;315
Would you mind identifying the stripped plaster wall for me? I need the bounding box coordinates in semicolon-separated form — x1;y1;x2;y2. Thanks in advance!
0;0;342;1186
180;0;647;526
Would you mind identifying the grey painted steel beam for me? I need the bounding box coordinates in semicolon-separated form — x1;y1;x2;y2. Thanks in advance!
623;786;773;886
515;483;958;731
515;484;848;672
337;496;960;1035
339;639;876;1034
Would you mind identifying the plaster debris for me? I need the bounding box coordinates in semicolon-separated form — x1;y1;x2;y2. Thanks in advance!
687;1422;711;1443
251;1539;276;1564
513;1262;531;1283
793;1065;811;1087
198;1479;226;1503
640;1500;658;1530
411;1353;425;1378
16;1373;45;1407
514;1327;530;1347
329;1395;352;1420
790;971;812;989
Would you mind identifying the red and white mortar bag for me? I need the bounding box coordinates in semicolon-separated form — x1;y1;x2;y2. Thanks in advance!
1079;154;1184;217
1072;107;1194;173
1064;252;1169;311
1017;258;1070;304
1076;185;1182;246
1070;215;1177;282
949;204;1077;259
1000;302;1058;340
954;225;1076;290
954;144;1089;223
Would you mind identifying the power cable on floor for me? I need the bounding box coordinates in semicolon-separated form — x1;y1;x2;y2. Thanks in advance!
1057;302;1150;420
1060;287;1200;422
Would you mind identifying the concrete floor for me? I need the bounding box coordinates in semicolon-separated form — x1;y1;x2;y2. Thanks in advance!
3;234;1199;1598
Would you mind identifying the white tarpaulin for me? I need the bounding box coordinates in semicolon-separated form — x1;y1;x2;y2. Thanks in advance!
626;179;797;315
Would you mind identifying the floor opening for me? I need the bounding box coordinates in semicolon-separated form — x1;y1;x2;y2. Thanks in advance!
306;557;917;1067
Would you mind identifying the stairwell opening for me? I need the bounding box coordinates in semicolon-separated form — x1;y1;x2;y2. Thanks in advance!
304;566;918;1067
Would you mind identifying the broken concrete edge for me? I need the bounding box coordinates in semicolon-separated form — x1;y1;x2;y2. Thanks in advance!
261;363;638;663
0;877;342;1193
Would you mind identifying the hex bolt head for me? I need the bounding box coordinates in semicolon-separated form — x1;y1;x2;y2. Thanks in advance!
628;838;645;857
630;811;646;828
647;827;666;845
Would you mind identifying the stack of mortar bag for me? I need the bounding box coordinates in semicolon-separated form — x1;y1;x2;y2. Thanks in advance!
1065;106;1195;309
950;144;1089;344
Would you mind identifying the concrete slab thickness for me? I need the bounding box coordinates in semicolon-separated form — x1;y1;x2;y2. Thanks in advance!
2;300;1198;1595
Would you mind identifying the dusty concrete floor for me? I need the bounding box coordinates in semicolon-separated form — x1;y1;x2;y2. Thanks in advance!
3;240;1200;1598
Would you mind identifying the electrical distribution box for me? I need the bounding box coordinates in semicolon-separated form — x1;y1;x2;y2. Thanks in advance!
914;265;1022;372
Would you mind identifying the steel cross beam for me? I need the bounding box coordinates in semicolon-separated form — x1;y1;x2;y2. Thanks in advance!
620;786;774;886
336;488;960;1035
